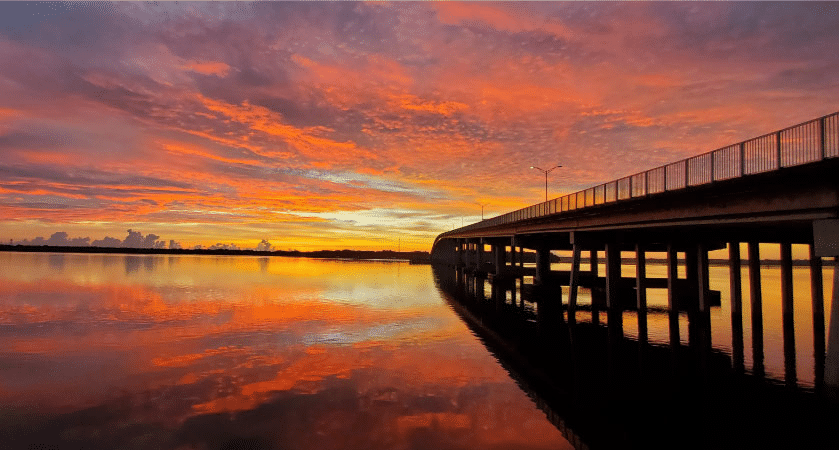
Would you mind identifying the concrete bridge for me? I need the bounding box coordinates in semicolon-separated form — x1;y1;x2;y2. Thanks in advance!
431;111;839;393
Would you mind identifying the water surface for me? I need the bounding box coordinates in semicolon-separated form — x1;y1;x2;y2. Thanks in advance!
0;252;570;450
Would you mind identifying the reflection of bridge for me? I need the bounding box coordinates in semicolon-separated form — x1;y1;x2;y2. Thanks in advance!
433;264;839;449
431;112;839;392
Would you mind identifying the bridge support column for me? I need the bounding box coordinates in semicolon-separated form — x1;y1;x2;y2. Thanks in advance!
695;242;712;381
729;242;745;374
748;241;765;378
494;243;507;276
636;243;648;345
476;239;484;272
568;243;581;322
510;236;517;268
463;239;472;269
666;244;680;353
810;244;826;392
780;242;797;387
605;241;622;336
826;257;839;394
457;239;465;267
535;246;551;285
605;242;620;310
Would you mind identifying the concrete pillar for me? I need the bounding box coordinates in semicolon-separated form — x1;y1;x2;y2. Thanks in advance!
826;257;839;393
457;239;465;266
635;243;648;346
535;246;551;285
810;244;826;392
476;239;484;271
604;242;620;310
729;242;745;374
697;242;710;313
605;241;622;337
748;241;765;378
510;236;517;268
464;239;472;269
494;243;506;276
590;249;599;278
667;244;680;351
568;243;581;319
780;242;797;387
685;246;699;309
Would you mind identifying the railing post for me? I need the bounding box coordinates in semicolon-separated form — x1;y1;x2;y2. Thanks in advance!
628;176;633;198
644;171;649;195
776;130;783;169
820;117;827;160
739;142;746;176
663;165;667;191
710;151;716;182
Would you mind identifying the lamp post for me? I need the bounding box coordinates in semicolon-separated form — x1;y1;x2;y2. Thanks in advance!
478;203;486;220
530;165;562;202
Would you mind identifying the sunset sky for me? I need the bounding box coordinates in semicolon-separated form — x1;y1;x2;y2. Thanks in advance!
1;2;838;251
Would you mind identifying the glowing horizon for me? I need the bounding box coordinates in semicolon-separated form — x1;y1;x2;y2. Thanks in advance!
1;2;838;251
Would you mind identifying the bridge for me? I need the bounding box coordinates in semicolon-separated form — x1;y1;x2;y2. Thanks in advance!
431;111;839;394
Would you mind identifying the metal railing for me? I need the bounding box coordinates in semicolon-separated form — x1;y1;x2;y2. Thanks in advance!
442;111;839;237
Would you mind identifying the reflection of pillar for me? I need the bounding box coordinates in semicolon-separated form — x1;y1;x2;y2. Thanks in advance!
511;277;518;306
492;279;503;312
780;242;797;387
568;243;581;323
636;243;648;346
729;242;745;374
810;244;826;392
456;266;464;296
535;246;551;285
748;241;765;378
825;257;839;392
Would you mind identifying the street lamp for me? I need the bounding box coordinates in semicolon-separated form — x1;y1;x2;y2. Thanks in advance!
530;165;562;202
477;203;487;220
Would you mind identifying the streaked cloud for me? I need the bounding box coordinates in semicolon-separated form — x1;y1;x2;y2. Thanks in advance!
1;2;837;250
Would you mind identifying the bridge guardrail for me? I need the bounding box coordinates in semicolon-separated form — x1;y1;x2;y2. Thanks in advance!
440;111;839;238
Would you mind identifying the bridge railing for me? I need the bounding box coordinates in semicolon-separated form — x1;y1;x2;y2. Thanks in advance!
445;111;839;236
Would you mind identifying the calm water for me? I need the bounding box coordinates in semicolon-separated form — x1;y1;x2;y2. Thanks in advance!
0;252;570;450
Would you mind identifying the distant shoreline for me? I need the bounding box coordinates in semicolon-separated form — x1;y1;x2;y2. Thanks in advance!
0;245;432;264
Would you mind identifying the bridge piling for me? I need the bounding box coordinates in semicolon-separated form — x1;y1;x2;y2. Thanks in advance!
810;244;826;393
636;242;649;347
666;244;680;369
780;242;797;387
568;243;581;322
494;243;506;276
535;246;551;285
826;258;839;395
748;241;765;378
729;242;745;374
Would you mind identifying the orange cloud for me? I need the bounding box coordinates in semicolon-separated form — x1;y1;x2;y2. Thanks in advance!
182;60;231;77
